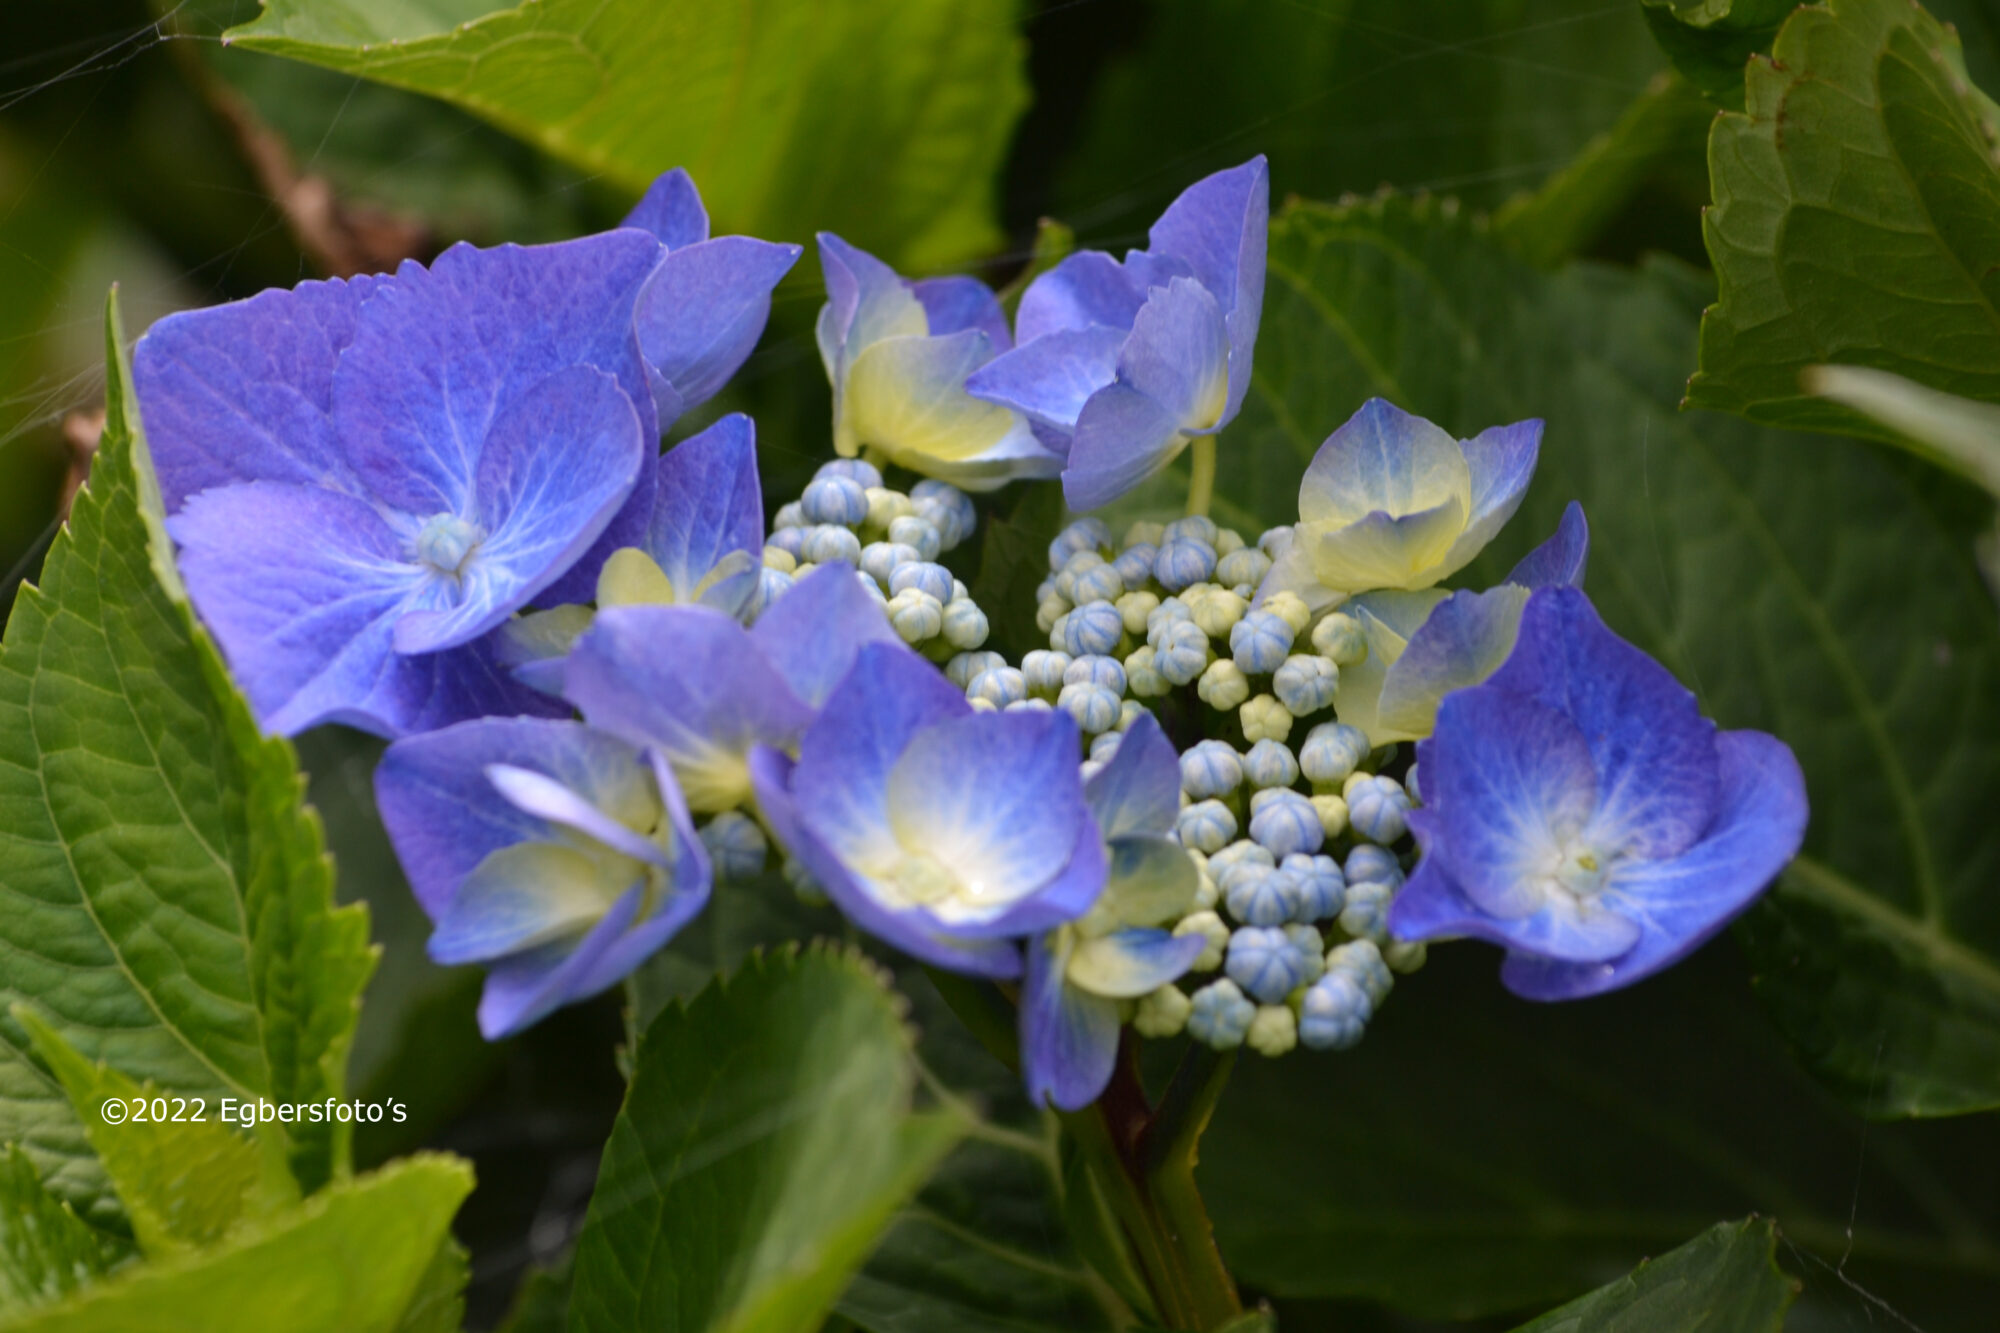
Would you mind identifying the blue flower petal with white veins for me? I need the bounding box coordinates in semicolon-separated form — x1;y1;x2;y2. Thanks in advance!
1084;711;1182;840
964;325;1125;438
1372;585;1532;741
1143;154;1268;423
477;887;647;1039
913;275;1013;347
1063;385;1186;512
637;235;802;413
750;562;907;709
1298;399;1469;527
640;413;764;619
621;166;709;250
1504;500;1589;589
1014;250;1148;345
1066;927;1206;999
1443;417;1542;569
1021;931;1121;1111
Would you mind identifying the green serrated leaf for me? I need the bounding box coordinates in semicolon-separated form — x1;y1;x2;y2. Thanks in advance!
389;1232;470;1333
0;1154;471;1333
1689;0;2000;451
0;1146;128;1316
1224;193;2000;1117
221;0;1029;269
1509;1217;1796;1332
568;946;966;1333
1639;0;1797;107
15;1009;295;1258
0;292;373;1224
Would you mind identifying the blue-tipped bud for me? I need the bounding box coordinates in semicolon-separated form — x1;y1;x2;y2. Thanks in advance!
757;566;795;608
1273;654;1338;716
1256;524;1292;557
1299;722;1370;785
1224;864;1300;928
946;649;1006;689
886;588;944;643
1154;619;1211;685
1071;560;1126;605
1344;844;1404;888
1310;612;1368;666
1062;601;1125;657
801;474;870;526
1282;853;1345;922
1347;774;1412;844
1113;543;1160;588
803;524;863;566
1006;697;1055;713
1284;924;1328;987
1210;839;1275;879
699;811;768;881
1064;653;1127;694
1054;551;1106;601
1230;610;1295;675
910;480;975;549
1328;939;1394;1007
859;540;921;588
888;513;942;561
1021;649;1072;698
774;501;807;531
816;457;884;490
967;665;1027;708
1058;681;1123;735
1216;546;1272;588
1338;880;1394;941
888;560;954;604
1187;979;1257;1048
1405;762;1422;805
1154;537;1218;592
1164;515;1219;547
1241;738;1300;790
1145;597;1193;645
1179;740;1243;799
1249;790;1323;858
1298;972;1371;1051
767;526;808;558
1177;799;1237;853
1048;516;1113;570
1226;926;1309;1003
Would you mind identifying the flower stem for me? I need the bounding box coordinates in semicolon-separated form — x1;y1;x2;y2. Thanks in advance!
1141;1046;1240;1329
1186;436;1217;518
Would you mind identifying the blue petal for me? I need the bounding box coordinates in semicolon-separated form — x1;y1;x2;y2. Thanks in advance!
394;365;647;654
564;605;814;812
638;236;802;412
1386;843;1639;966
751;747;1022;978
1020;932;1120;1111
1066;927;1206;999
1502;730;1807;1000
1298;398;1467;527
134;273;378;512
816;233;926;379
1142;155;1268;423
1119;277;1230;433
1063;384;1184;512
1504;501;1589;589
477;886;645;1039
1084;711;1182;840
1015;251;1146;345
644;413;764;619
913;275;1011;347
429;841;631;965
1374;585;1531;740
621;167;709;250
964;326;1124;436
1444;417;1542;573
1488;588;1720;861
483;763;669;868
750;562;906;708
375;718;654;916
569;749;714;996
947;813;1107;941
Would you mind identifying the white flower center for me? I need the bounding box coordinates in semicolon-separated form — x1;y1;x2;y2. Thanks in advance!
415;513;483;578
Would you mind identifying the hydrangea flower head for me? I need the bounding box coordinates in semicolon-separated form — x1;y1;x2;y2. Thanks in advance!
752;643;1108;978
1258;399;1542;617
1387;587;1808;998
375;717;711;1037
968;157;1269;510
815;235;1060;489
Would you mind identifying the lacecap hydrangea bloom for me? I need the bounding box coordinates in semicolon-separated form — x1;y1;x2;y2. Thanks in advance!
815;235;1061;489
969;157;1269;510
1387;587;1808;998
135;168;797;736
375;717;711;1037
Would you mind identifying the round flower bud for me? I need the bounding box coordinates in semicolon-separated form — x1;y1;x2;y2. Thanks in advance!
1153;620;1210;686
1048;517;1113;570
762;544;797;574
1134;985;1193;1039
1064;653;1127;694
1311;794;1349;839
1191;854;1219;909
1145;597;1193;643
1273;654;1339;717
1246;1005;1298;1057
1298;972;1370;1051
698;811;769;881
1385;939;1428;973
1338;880;1393;942
1186;979;1256;1049
1241;738;1300;790
757;567;795;607
1224;864;1300;928
1113;543;1159;589
803;524;863;567
863;486;913;530
1117;699;1148;730
817;457;884;490
1216;546;1272;589
767;526;807;558
1164;515;1219;547
1284;925;1327;985
1176;800;1237;853
858;541;917;588
942;599;990;649
1059;681;1123;734
1021;649;1072;699
1226;926;1308;1003
1123;519;1168;550
1061;600;1125;657
888;514;942;561
969;696;998;714
1344;844;1404;888
1088;730;1124;763
910;480;975;548
1189;587;1247;639
886;588;943;644
1197;659;1251;712
1071;560;1125;606
1249;790;1322;858
946;650;1006;689
1283;853;1345;922
1256;524;1292;557
1299;722;1370;786
1036;594;1071;635
1053;551;1105;602
1006;697;1055;713
1154;537;1218;592
1348;774;1412;844
967;666;1027;709
1210;839;1275;879
1229;610;1294;675
1123;645;1170;698
887;560;953;604
773;501;807;531
1117;590;1161;635
1240;694;1295;745
1179;740;1243;800
1262;590;1312;635
1328;939;1394;1007
1174;910;1231;971
801;473;870;526
1215;528;1246;555
1310;612;1368;666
